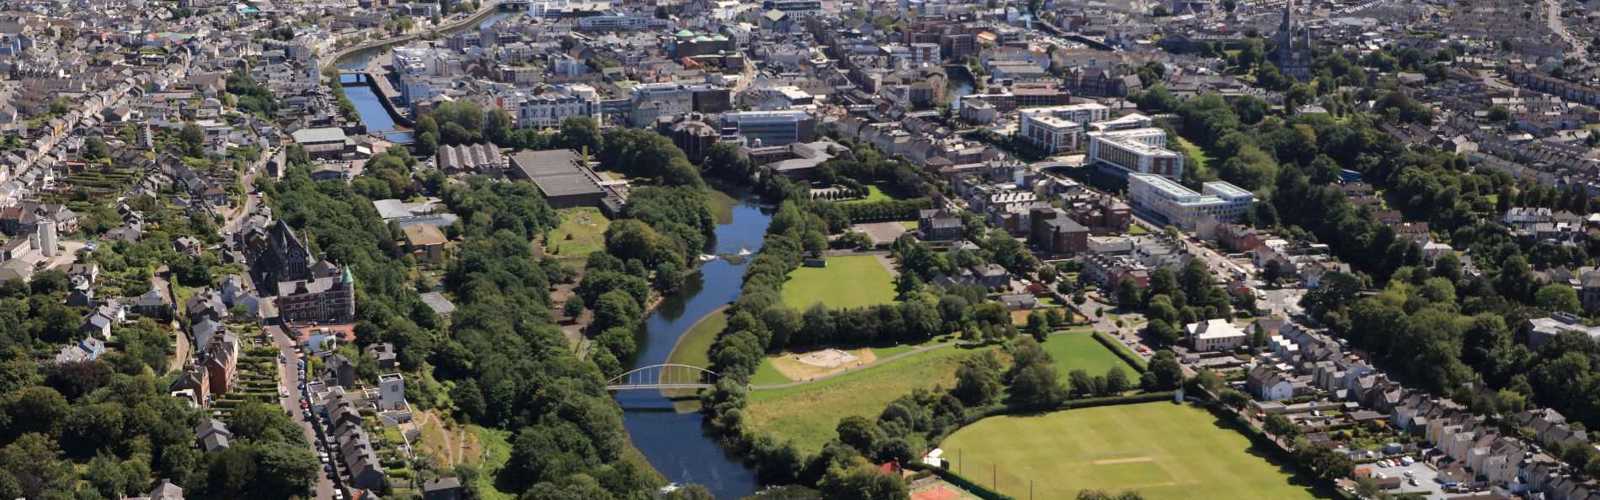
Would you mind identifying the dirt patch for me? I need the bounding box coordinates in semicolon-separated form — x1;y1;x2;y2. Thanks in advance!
772;348;877;381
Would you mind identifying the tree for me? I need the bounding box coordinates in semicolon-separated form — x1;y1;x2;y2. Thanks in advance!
179;122;205;156
1143;351;1184;391
1105;366;1131;394
1219;389;1251;409
0;433;72;498
83;136;109;161
953;352;1003;406
836;416;882;453
1078;491;1145;500
1115;277;1143;308
1069;369;1094;397
1264;413;1299;438
1008;360;1064;408
1026;310;1049;341
1536;283;1582;314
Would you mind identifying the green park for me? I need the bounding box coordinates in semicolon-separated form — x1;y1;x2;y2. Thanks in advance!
939;402;1328;500
779;254;898;309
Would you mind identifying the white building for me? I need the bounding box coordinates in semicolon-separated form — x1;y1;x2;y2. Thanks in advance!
629;83;695;127
1188;318;1247;352
1127;174;1254;230
1088;127;1184;179
378;373;407;412
510;84;600;129
1016;103;1109;153
720;110;814;146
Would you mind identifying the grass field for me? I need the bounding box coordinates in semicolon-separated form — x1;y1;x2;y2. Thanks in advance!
845;185;899;204
546;207;609;260
665;308;728;369
749;339;943;386
1174;136;1213;173
939;403;1328;500
746;344;982;453
706;188;738;225
1042;330;1136;378
469;425;516;500
781;255;897;309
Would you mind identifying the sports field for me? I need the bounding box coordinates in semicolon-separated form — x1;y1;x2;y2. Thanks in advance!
746;344;981;454
780;255;896;309
1041;330;1137;379
939;403;1327;500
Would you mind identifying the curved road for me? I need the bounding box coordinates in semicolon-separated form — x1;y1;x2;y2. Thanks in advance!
321;0;504;70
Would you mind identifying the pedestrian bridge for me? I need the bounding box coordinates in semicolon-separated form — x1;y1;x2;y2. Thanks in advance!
605;364;720;391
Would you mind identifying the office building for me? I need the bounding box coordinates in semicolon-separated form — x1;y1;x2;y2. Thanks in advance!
1127;174;1254;230
720;110;814;146
1088;127;1184;179
1016;103;1109;153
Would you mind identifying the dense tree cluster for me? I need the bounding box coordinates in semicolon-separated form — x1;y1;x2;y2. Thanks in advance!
225;71;278;117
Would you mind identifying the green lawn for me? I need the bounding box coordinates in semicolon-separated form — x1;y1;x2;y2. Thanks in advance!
845;185;899;204
705;188;738;225
1042;330;1136;379
781;255;896;309
1174;136;1213;173
546;207;609;260
1128;224;1149;236
939;403;1327;500
469;426;516;500
746;345;982;454
665;309;727;369
748;337;950;386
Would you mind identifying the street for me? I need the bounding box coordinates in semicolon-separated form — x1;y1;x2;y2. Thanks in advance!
270;324;337;500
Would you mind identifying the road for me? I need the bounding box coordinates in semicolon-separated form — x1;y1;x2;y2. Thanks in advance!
1546;0;1587;64
270;324;339;500
321;1;503;71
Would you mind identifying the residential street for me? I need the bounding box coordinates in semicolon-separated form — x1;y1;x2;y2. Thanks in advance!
270;324;338;500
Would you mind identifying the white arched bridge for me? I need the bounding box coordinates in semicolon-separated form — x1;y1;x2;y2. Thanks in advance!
606;364;720;391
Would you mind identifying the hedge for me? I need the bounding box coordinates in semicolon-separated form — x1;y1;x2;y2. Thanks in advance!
903;462;1015;500
1092;330;1148;372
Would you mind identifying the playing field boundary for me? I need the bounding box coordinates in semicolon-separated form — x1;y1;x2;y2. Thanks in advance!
905;462;1015;500
1093;330;1148;372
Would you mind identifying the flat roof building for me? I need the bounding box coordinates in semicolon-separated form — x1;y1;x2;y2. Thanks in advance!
1089;127;1184;180
1016;103;1110;154
1127;173;1254;231
508;149;609;209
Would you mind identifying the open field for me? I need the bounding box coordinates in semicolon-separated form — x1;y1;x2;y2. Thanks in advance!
781;254;897;309
749;338;942;386
545;207;609;260
706;188;738;224
939;403;1328;500
845;185;899;204
1041;329;1137;378
1174;136;1213;174
746;344;981;453
664;308;728;369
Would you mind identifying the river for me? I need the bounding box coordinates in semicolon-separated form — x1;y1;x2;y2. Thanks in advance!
617;199;770;498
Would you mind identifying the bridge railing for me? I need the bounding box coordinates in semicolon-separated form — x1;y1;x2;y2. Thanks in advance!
605;363;720;391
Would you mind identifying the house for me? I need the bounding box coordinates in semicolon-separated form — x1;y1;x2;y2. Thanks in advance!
191;318;224;353
325;354;356;388
419;291;456;318
80;310;114;339
378;373;407;412
169;365;210;407
917;209;963;241
973;264;1009;289
185;288;227;322
54;337;106;364
1246;365;1294;401
366;343;398;370
195;418;232;453
998;293;1038;310
423;477;464;500
203;332;239;395
1188;319;1246;352
401;224;447;265
219;275;246;307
